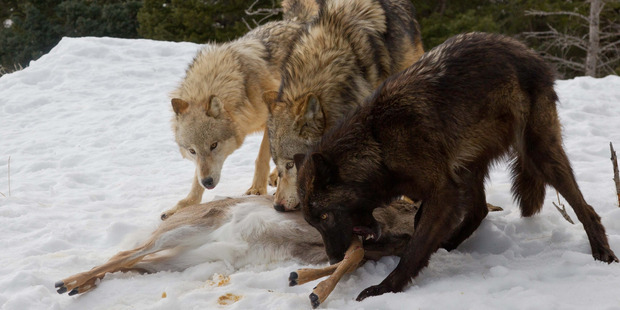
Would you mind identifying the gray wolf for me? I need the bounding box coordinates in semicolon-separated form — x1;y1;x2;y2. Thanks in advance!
163;0;318;220
264;0;424;211
295;32;618;301
55;196;417;296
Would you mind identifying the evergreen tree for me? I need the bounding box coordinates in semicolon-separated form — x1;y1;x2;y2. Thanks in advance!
137;0;280;43
0;0;141;73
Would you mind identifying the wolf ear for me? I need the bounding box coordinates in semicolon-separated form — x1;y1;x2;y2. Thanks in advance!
311;152;334;185
293;153;306;171
171;98;189;115
263;90;279;113
206;96;223;118
298;93;325;136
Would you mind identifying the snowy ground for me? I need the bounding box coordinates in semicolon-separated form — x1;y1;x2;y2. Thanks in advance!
1;37;620;310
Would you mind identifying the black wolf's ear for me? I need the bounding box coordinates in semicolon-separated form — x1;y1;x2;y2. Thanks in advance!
311;152;334;185
171;98;189;115
298;93;325;137
206;96;223;117
263;90;279;113
293;153;306;171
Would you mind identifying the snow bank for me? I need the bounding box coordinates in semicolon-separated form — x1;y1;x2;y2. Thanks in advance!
1;37;619;310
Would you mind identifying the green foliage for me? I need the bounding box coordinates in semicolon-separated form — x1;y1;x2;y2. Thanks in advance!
414;0;618;77
420;8;500;49
0;0;141;73
414;0;584;51
1;0;617;78
137;0;279;43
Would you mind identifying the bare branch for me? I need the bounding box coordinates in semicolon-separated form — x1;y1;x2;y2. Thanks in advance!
245;0;282;17
241;17;252;31
524;9;590;23
541;54;587;71
599;56;620;67
524;31;589;52
243;0;282;29
600;40;620;52
611;142;620;207
553;191;575;224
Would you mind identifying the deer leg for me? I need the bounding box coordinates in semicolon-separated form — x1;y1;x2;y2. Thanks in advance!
297;238;364;308
289;263;340;286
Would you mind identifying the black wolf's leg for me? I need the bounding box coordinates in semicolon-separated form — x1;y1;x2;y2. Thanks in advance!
357;181;462;301
523;97;617;263
440;169;488;251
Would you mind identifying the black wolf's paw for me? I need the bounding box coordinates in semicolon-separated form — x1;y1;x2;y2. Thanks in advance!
593;246;619;263
356;284;395;301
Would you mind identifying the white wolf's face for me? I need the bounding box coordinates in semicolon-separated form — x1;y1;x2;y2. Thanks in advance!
172;97;241;190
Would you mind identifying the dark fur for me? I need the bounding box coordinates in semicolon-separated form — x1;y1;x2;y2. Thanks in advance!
296;32;618;301
266;0;424;211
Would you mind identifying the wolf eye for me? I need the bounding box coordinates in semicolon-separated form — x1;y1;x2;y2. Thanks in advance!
210;142;218;150
285;162;294;170
188;148;196;155
320;213;328;220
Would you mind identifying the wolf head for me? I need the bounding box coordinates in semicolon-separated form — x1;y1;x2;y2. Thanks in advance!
264;90;326;211
295;152;382;264
171;96;243;190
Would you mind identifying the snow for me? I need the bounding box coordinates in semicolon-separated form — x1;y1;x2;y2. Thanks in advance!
1;36;620;310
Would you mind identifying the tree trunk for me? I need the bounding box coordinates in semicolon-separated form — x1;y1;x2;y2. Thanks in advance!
585;0;603;77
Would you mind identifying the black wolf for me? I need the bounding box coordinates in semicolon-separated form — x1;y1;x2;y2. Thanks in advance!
295;32;618;301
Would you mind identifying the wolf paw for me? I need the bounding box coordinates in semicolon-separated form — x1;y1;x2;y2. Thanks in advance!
356;284;395;301
268;170;279;187
593;246;619;263
245;186;267;195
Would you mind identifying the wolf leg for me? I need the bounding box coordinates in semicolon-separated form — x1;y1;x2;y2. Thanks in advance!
246;127;271;195
524;97;617;263
357;181;462;300
268;168;279;187
441;169;488;251
162;168;205;220
530;140;618;262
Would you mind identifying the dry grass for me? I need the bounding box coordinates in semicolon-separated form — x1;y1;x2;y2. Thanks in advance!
0;63;24;77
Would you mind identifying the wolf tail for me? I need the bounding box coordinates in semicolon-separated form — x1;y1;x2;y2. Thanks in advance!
282;0;320;23
316;0;386;41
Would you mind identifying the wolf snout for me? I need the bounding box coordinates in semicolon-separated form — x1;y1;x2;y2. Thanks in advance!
273;202;300;212
201;177;215;189
274;203;286;212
